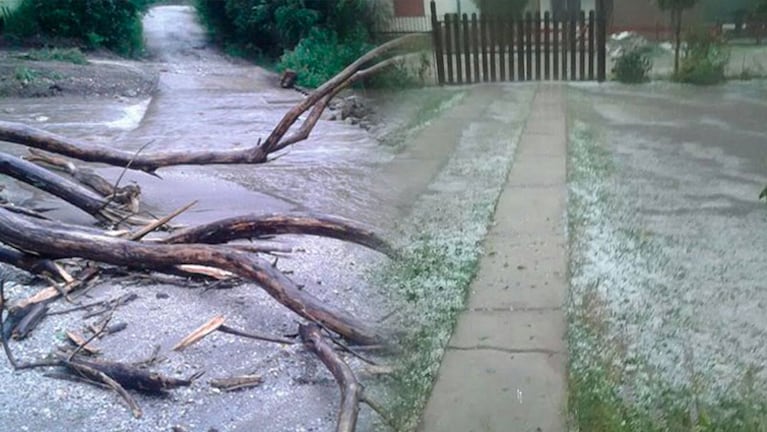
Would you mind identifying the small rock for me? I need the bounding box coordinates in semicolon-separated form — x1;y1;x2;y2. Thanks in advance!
156;292;170;299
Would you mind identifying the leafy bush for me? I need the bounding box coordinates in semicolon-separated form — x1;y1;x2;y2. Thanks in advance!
3;0;150;57
612;46;652;83
277;27;372;88
674;28;729;85
195;0;381;59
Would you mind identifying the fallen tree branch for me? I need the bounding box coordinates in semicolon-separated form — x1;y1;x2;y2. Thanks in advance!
0;34;426;172
26;148;141;212
0;152;150;225
0;209;383;345
161;212;396;258
300;323;364;432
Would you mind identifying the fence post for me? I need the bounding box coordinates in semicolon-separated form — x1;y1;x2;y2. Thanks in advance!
561;12;568;80
569;10;577;80
444;13;454;84
525;12;533;80
507;20;515;80
430;1;445;85
579;11;586;80
472;13;480;81
517;15;525;80
498;18;506;81
544;12;550;80
535;12;542;80
480;15;489;82
588;10;595;80
453;13;463;84
462;14;472;83
489;17;497;82
553;13;559;80
596;0;607;82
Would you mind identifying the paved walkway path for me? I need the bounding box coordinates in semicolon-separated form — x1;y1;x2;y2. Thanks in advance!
419;84;568;432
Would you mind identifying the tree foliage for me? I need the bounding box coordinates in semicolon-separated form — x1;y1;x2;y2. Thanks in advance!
1;0;150;56
195;0;382;59
657;0;701;75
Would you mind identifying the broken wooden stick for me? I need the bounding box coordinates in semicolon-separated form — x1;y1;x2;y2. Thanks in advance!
128;200;196;241
60;357;142;418
210;374;264;392
57;353;195;393
65;330;101;356
172;315;225;351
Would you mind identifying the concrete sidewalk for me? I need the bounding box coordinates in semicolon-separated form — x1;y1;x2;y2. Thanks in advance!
418;84;568;432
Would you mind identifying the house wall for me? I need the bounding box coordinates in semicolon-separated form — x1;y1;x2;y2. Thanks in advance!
536;0;597;13
611;0;703;40
429;0;480;16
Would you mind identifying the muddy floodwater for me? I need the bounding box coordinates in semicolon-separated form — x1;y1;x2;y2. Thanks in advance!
0;6;412;432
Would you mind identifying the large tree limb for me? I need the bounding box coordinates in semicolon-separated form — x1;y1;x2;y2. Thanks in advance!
161;213;396;258
0;34;425;173
0;209;382;345
0;152;149;225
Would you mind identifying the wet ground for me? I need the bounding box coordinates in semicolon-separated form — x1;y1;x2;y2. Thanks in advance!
0;5;407;432
567;80;767;423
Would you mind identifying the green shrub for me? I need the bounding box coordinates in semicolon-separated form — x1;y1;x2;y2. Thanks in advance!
612;46;652;83
674;28;729;85
194;0;382;59
2;0;149;57
277;27;372;88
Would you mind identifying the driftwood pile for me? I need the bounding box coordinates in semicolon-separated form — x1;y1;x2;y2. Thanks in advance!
0;34;423;431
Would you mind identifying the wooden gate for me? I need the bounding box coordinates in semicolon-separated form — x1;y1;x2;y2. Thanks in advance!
430;0;607;84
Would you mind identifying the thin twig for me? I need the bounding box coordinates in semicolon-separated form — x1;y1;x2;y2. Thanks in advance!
218;324;295;345
330;336;379;366
100;140;154;212
68;303;116;361
361;395;398;431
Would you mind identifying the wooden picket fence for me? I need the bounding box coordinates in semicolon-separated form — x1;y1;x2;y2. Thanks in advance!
430;1;607;84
